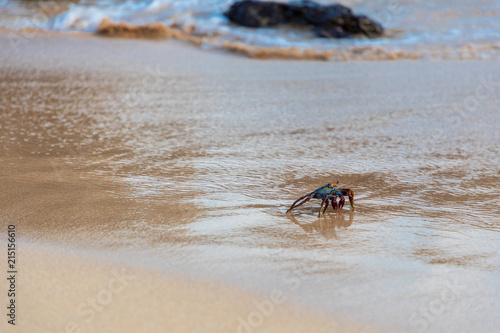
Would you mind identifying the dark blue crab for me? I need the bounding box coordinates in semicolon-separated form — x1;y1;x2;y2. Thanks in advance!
286;181;354;217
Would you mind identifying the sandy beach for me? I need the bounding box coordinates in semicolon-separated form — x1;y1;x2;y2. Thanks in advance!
13;242;359;333
1;32;499;333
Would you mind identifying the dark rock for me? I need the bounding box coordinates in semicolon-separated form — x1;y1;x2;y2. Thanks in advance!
223;1;290;27
293;1;353;26
315;26;351;39
224;0;384;38
353;15;385;38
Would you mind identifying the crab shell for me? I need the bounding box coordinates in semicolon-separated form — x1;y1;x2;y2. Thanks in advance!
286;183;354;217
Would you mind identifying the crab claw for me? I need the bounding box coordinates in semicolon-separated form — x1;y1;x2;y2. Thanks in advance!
331;197;338;211
338;194;345;209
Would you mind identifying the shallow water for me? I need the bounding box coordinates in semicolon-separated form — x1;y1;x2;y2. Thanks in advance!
1;36;500;332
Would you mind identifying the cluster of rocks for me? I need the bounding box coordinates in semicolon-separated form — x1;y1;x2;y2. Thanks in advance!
224;0;384;38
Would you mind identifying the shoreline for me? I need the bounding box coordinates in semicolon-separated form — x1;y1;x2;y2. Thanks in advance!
3;26;497;62
10;241;364;333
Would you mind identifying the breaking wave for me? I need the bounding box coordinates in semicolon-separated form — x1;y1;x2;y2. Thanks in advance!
2;0;500;61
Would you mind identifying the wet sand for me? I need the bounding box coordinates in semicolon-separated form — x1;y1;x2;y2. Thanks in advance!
0;33;499;332
14;243;355;333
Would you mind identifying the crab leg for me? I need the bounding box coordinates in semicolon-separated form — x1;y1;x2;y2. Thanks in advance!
348;191;355;210
290;196;313;212
286;192;313;213
318;195;329;217
286;193;309;213
339;189;355;210
325;189;338;212
322;199;330;215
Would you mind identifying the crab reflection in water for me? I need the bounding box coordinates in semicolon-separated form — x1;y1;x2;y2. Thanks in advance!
287;211;355;240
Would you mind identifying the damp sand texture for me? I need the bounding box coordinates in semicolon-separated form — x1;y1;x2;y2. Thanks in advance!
0;34;499;333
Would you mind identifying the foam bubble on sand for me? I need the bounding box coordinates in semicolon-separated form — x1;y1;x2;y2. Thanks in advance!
220;42;422;61
97;18;178;39
96;18;203;45
221;42;332;61
94;20;423;61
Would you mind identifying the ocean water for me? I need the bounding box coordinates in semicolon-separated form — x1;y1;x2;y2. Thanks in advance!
1;0;500;60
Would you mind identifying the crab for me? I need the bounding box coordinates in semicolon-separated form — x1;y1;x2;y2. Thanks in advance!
286;181;354;217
